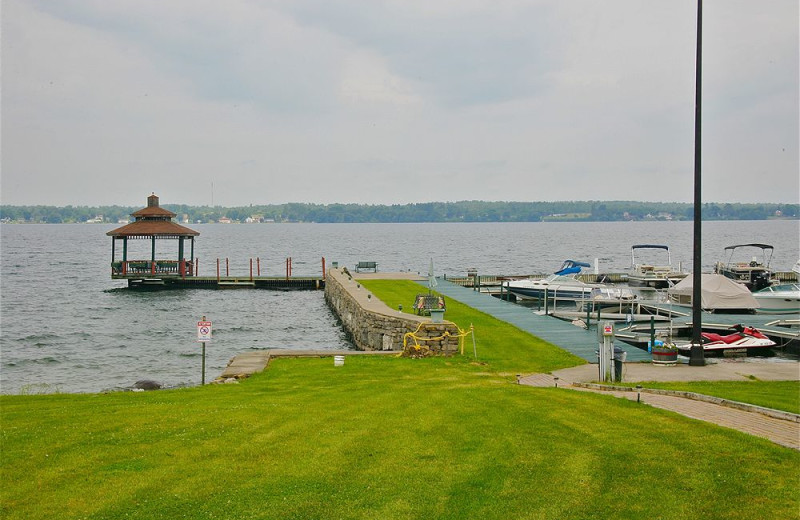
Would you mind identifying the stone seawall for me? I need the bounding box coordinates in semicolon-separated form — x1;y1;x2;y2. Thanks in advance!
324;269;460;353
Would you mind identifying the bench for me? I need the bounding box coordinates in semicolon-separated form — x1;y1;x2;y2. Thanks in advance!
355;261;378;272
414;294;446;316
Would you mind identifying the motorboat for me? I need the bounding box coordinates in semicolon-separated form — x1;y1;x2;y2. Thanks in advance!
713;243;776;291
675;324;776;355
575;287;637;313
667;273;759;313
627;244;687;289
506;260;601;301
753;283;800;315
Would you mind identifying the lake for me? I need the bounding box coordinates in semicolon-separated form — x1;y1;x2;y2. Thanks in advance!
1;220;797;394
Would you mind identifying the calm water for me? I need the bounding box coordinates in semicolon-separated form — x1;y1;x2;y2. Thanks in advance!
1;221;798;394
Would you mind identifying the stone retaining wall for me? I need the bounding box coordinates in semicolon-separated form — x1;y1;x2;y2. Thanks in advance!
324;269;460;354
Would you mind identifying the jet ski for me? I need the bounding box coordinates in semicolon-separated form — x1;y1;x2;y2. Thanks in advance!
676;324;776;355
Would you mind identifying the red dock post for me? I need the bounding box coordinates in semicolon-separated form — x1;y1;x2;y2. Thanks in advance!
322;256;326;279
226;258;229;277
250;258;253;282
216;258;220;283
195;257;199;277
257;257;261;276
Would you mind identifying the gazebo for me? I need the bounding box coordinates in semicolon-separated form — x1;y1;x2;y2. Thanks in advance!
107;193;199;279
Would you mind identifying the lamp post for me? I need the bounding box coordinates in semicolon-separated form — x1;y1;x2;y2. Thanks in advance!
689;0;706;367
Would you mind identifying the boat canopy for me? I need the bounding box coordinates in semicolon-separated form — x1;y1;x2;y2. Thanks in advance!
722;243;774;267
723;244;773;251
631;244;672;267
631;244;670;250
554;260;591;276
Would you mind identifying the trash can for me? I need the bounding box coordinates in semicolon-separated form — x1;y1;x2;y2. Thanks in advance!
613;347;627;382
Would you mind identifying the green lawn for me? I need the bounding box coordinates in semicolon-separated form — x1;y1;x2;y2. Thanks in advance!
360;279;584;374
615;380;800;415
2;356;798;520
3;280;799;519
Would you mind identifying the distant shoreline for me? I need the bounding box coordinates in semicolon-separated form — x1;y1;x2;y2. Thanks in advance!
2;200;798;224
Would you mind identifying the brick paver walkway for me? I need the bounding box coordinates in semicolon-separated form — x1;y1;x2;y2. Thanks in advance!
519;373;800;450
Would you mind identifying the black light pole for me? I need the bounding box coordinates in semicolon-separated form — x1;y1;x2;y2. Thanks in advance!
689;0;705;366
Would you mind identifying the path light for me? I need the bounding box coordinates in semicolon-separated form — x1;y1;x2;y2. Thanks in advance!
553;377;559;388
367;294;371;300
636;385;643;403
516;374;521;384
398;304;403;313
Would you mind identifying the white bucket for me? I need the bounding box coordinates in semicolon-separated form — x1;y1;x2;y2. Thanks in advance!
334;355;345;367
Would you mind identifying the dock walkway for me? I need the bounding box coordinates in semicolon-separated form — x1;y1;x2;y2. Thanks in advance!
424;278;651;362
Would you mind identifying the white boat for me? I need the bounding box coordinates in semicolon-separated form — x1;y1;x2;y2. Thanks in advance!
628;244;687;289
667;273;760;313
506;274;601;301
713;243;776;291
753;283;800;315
506;260;601;302
575;287;637;313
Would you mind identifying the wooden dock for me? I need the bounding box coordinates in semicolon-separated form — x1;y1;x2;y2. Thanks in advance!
123;275;324;290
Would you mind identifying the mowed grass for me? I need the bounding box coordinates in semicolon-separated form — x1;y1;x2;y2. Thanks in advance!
615;380;800;415
360;279;584;374
2;356;799;520
3;279;799;519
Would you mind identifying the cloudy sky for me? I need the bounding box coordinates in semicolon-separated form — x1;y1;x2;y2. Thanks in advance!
2;0;797;206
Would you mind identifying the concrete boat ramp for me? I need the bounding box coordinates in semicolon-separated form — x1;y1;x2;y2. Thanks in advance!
217;349;396;381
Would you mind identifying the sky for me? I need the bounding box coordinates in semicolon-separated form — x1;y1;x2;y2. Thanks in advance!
1;0;798;207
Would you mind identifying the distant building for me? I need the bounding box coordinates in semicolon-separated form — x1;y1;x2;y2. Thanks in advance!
218;217;233;224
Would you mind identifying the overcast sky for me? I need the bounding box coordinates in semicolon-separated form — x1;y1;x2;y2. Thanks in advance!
2;0;798;207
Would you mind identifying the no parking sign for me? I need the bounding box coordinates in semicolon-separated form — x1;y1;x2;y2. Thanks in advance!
197;320;213;342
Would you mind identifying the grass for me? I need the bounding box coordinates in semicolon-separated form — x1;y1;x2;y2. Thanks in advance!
3;356;799;520
359;279;584;374
2;279;799;519
611;380;800;415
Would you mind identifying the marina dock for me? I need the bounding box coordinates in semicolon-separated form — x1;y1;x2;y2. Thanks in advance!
415;277;653;362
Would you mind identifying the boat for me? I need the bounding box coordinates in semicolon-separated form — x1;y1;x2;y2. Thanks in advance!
713;243;776;291
667;273;759;313
753;283;800;315
627;244;687;289
675;324;776;355
506;260;601;301
575;287;637;313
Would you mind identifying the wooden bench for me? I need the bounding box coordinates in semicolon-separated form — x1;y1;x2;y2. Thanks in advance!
355;261;378;272
414;294;446;316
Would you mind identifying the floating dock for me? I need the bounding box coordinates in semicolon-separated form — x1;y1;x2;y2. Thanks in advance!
424;278;653;363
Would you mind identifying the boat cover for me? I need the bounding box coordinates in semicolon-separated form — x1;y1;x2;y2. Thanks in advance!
667;273;759;310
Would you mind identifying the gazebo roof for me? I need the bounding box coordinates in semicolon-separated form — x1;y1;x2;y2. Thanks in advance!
107;220;200;237
107;193;199;237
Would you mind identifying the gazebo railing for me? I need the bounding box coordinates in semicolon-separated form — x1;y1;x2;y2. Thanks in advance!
112;259;194;277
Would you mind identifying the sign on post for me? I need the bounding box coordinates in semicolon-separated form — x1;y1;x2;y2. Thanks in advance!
197;320;212;342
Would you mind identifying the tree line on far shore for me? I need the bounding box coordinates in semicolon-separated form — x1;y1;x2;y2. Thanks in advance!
1;200;797;224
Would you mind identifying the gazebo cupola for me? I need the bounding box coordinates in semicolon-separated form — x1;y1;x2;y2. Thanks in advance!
107;193;199;279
